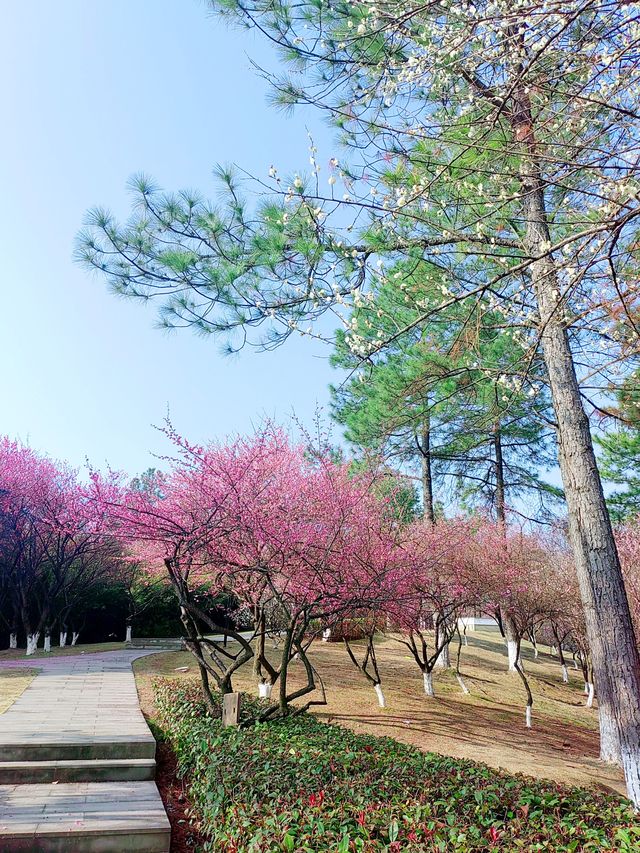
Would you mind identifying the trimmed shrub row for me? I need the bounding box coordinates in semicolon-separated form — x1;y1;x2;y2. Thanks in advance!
154;680;639;852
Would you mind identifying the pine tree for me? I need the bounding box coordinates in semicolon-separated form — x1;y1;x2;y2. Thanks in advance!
597;376;640;523
77;1;640;804
331;260;559;521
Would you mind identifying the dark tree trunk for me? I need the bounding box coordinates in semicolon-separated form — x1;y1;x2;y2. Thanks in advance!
418;414;435;524
253;606;265;678
514;638;534;728
493;419;506;524
278;625;294;715
179;605;217;712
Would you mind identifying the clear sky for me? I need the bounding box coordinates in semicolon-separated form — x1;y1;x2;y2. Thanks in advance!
1;0;342;475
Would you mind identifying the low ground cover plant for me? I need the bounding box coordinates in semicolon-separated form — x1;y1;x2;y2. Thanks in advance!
154;681;639;852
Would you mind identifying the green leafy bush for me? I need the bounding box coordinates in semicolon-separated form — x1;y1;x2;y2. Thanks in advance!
154;680;638;852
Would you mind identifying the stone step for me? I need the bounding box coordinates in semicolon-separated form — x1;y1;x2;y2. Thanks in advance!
0;737;156;762
0;758;156;784
0;781;171;852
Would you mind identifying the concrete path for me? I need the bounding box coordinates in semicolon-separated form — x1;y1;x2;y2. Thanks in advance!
0;650;171;852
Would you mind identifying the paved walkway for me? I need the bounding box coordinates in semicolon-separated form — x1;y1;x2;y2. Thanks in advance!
0;650;171;852
0;651;157;754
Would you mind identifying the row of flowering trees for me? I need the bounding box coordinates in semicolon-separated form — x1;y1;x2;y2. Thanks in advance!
4;428;640;766
83;425;620;726
0;439;119;653
87;426;403;717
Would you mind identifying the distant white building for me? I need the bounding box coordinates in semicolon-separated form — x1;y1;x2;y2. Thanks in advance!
457;614;500;632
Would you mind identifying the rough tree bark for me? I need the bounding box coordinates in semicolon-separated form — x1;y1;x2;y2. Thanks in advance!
493;419;506;524
278;624;295;715
511;75;640;800
418;412;435;524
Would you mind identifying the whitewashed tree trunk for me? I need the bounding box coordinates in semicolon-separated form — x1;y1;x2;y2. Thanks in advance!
507;640;519;672
526;704;532;729
9;633;17;649
258;681;272;699
435;643;450;669
59;631;67;647
43;633;51;653
503;614;520;672
25;633;40;656
374;683;386;707
321;628;331;642
125;625;132;643
586;683;595;708
423;671;435;697
600;710;623;764
456;673;470;695
71;631;80;646
561;664;569;684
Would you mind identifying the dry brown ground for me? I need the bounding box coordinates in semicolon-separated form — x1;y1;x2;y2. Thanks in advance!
0;668;37;714
133;628;626;797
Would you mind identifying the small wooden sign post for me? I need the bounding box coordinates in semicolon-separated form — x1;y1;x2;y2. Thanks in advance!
222;692;241;728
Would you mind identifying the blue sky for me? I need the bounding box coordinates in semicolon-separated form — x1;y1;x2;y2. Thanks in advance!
1;0;341;475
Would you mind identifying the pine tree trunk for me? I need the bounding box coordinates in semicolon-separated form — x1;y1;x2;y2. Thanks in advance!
419;414;435;524
493;419;506;523
512;83;640;800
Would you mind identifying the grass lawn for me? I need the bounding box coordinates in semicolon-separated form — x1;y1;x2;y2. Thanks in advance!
133;629;626;797
0;641;126;661
0;668;37;714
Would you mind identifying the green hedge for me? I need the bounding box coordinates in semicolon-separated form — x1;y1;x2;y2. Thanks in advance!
153;681;639;852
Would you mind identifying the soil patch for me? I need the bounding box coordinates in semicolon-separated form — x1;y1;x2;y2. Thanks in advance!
153;730;208;852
